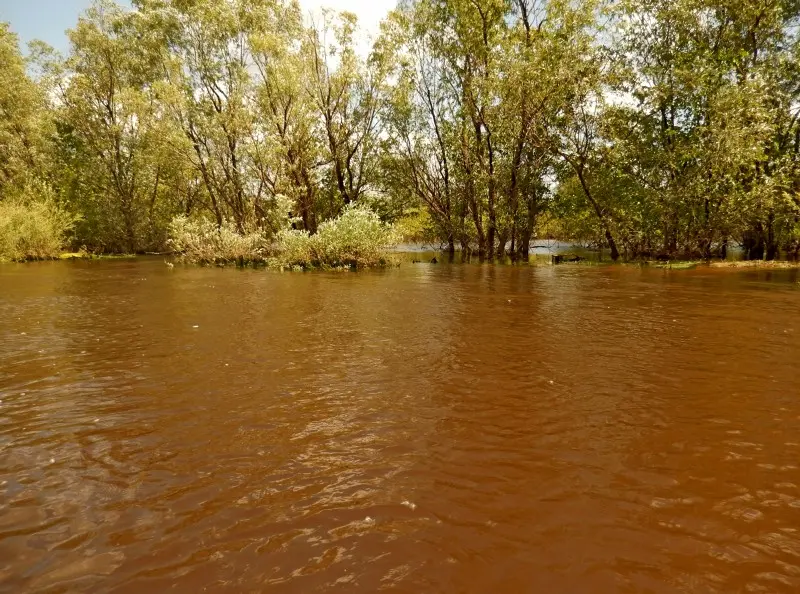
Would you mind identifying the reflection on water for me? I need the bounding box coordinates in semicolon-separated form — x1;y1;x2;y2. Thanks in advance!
1;259;799;592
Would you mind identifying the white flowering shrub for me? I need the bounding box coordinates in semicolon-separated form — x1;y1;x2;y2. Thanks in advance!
168;216;268;264
169;204;395;268
273;228;314;266
271;204;396;269
313;204;396;267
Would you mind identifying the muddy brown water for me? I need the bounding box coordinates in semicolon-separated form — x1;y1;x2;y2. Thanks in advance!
1;259;799;593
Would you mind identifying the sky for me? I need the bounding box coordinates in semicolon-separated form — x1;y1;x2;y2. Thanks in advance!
0;0;126;51
0;0;395;53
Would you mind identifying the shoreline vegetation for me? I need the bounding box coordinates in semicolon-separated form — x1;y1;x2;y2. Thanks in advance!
2;1;800;266
168;203;396;269
7;246;800;273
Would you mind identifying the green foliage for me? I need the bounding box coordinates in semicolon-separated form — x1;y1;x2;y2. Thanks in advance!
53;0;187;253
0;23;51;197
169;205;396;269
3;0;800;262
272;205;397;269
0;185;79;261
393;208;438;244
542;179;604;246
594;0;800;259
167;216;268;265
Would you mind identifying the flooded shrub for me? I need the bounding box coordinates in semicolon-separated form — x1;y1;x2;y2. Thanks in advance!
168;216;268;265
0;186;79;261
273;228;314;267
169;205;396;269
271;204;397;269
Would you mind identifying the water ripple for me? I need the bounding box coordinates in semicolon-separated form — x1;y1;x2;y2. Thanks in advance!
0;260;799;591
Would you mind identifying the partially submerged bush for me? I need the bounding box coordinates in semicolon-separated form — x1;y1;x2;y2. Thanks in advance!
168;204;396;269
0;187;79;261
271;204;397;269
168;216;268;264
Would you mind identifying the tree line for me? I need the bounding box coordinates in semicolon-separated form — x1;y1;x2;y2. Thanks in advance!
2;0;799;260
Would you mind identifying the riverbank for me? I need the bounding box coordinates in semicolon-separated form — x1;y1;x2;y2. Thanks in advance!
58;252;138;260
637;259;800;270
43;252;800;271
5;248;800;272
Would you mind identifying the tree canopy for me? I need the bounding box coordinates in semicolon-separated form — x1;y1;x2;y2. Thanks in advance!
1;0;799;260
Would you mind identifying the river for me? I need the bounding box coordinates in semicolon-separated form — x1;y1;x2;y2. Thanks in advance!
1;259;799;592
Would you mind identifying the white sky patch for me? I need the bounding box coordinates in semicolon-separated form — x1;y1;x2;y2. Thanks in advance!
299;0;397;56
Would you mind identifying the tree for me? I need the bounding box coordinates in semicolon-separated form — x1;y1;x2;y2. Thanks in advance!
57;0;178;252
303;11;386;212
250;0;322;232
0;23;50;197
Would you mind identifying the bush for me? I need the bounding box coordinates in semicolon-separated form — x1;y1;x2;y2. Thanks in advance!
168;216;268;264
271;204;397;269
168;204;396;269
0;188;79;261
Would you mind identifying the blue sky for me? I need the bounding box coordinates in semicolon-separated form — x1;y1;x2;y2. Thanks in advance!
0;0;131;52
1;0;394;54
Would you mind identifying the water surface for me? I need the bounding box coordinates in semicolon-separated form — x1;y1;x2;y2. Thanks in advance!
1;259;799;592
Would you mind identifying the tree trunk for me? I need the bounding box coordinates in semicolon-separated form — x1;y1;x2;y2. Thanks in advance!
486;154;496;260
122;195;136;254
517;231;530;261
517;195;537;261
742;226;765;260
604;229;620;261
766;211;777;260
467;185;485;258
663;212;678;254
574;165;619;261
495;229;508;259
